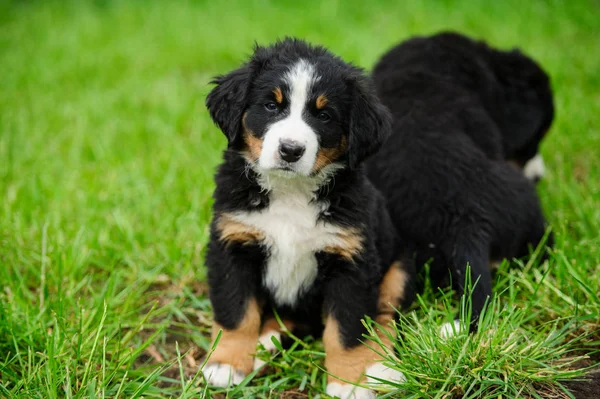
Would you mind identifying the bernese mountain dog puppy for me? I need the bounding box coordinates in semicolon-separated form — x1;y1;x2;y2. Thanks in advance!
366;32;554;336
202;38;413;398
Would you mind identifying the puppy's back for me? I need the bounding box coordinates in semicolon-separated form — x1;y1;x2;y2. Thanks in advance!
373;32;554;162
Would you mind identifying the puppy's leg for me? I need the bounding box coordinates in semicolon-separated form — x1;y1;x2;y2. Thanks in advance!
203;236;263;387
323;316;377;399
203;298;261;387
323;262;408;399
253;317;295;370
365;261;411;386
440;237;492;337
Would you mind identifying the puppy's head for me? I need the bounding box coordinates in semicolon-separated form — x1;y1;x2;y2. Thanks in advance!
486;47;554;182
206;38;391;177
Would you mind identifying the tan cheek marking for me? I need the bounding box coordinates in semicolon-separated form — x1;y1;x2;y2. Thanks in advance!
242;112;263;162
273;87;283;104
323;317;379;384
312;136;347;173
244;132;263;162
323;225;364;262
216;213;265;246
209;298;261;374
316;94;328;109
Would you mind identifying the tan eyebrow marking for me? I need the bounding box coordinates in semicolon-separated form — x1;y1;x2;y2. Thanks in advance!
273;87;283;104
312;136;347;174
316;94;328;109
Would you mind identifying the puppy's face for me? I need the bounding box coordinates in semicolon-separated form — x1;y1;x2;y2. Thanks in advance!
206;39;391;178
487;48;554;183
242;60;350;176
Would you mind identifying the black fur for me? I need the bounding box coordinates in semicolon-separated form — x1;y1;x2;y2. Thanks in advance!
366;32;554;329
348;72;393;168
205;38;414;352
206;66;254;144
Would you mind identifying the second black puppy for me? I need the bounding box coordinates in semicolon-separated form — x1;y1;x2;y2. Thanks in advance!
367;32;554;334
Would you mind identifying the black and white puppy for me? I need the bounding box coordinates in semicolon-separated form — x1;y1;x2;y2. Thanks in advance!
203;38;412;398
366;32;554;335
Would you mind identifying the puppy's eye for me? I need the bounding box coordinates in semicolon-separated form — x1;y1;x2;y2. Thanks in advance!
264;102;278;112
317;111;331;122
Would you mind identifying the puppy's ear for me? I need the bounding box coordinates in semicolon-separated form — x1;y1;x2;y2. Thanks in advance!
206;65;253;144
348;75;392;168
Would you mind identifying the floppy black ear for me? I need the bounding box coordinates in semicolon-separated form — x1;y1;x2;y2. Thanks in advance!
348;75;392;168
205;65;253;145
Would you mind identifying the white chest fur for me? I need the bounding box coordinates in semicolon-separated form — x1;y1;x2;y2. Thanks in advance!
230;175;345;307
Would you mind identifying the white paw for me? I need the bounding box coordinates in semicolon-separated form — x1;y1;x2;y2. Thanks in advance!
523;153;545;181
253;331;281;370
440;320;462;339
326;382;375;399
365;362;406;385
202;362;246;387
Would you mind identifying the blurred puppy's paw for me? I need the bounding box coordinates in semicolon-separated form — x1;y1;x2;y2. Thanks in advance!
440;320;462;339
202;362;246;387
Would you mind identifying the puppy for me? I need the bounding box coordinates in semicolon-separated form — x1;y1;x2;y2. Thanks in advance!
203;38;412;398
366;32;554;334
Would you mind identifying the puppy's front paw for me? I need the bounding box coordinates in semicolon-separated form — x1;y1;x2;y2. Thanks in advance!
365;362;406;385
326;382;375;399
440;320;462;339
253;330;281;370
202;362;246;387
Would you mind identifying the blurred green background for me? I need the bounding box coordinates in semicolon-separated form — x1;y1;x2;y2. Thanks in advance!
1;1;599;398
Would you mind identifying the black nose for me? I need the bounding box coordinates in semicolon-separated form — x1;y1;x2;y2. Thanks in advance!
278;139;305;163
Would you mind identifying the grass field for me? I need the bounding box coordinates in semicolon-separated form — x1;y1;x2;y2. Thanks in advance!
1;0;599;398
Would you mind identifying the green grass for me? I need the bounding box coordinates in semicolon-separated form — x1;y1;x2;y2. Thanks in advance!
1;0;599;398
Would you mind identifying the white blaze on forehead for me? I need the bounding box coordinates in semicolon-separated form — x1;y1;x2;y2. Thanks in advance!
258;60;320;176
523;153;546;181
285;59;317;117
